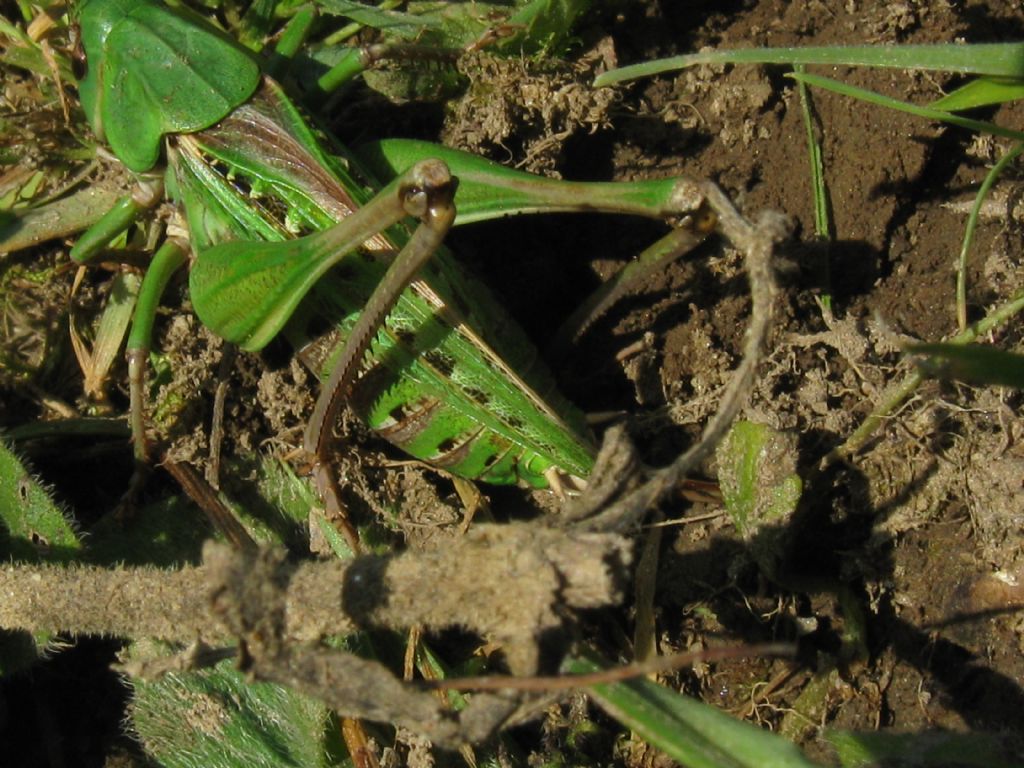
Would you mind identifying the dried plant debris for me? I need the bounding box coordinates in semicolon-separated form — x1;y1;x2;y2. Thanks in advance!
443;49;616;176
0;525;632;744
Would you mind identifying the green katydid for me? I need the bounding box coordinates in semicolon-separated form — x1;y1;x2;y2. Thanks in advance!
70;0;715;538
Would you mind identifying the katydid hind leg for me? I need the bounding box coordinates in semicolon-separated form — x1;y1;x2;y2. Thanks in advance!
357;138;720;348
356;139;707;225
302;160;458;553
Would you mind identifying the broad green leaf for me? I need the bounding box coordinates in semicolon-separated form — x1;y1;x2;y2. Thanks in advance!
129;657;339;768
716;421;802;580
78;0;260;172
0;440;82;673
0;440;80;562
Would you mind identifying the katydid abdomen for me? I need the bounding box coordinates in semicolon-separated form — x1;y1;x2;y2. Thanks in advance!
174;80;595;488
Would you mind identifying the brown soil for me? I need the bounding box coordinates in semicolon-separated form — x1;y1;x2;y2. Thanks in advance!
543;0;1024;761
430;0;1024;761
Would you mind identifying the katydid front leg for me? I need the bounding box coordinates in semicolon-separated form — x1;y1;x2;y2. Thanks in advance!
68;176;185;475
125;236;188;465
68;177;165;264
190;160;458;553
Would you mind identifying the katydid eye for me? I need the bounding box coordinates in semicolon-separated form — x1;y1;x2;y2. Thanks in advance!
404;187;429;218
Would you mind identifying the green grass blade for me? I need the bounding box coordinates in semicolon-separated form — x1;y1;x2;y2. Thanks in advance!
566;656;823;768
787;72;1024;141
794;64;833;311
82;270;141;398
932;76;1024;111
795;67;830;240
907;342;1024;389
827;730;1022;768
594;42;1024;87
0;13;31;44
955;141;1024;331
236;0;278;51
0;184;124;255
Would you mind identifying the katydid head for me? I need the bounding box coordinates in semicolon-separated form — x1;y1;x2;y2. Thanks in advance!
75;0;261;173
